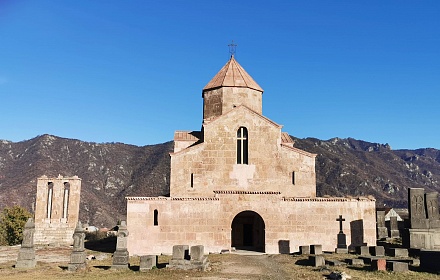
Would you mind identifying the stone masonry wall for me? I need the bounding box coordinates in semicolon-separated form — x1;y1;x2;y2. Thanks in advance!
170;106;316;198
203;87;262;121
126;196;375;255
34;175;81;246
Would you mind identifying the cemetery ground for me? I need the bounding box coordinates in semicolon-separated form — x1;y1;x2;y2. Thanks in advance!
1;242;440;280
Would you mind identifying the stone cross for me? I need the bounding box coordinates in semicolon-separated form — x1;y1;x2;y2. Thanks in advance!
408;188;429;229
15;218;36;269
336;215;345;233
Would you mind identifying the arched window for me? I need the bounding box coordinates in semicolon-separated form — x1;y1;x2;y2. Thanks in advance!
47;182;54;219
62;182;70;220
237;127;248;164
154;209;158;226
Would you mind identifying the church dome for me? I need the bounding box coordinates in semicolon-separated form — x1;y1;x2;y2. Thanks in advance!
203;56;263;93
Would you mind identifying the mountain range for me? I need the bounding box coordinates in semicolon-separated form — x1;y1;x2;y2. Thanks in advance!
0;134;438;227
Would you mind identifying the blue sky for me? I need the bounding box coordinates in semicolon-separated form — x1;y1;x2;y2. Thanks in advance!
1;1;439;150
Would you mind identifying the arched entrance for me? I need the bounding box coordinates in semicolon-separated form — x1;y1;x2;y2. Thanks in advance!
231;211;265;252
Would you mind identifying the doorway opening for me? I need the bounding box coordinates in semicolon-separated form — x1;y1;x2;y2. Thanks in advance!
231;211;265;252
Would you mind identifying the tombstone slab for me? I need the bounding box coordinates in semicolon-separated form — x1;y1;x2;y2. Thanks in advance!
140;255;157;271
356;245;370;256
387;248;408;257
369;246;385;257
390;216;400;238
310;244;322;255
386;261;408;272
376;211;388;239
299;245;310;255
346;258;364;265
409;188;429;229
371;258;386;271
309;255;325;267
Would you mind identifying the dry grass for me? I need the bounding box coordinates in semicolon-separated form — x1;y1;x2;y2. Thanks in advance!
1;248;440;280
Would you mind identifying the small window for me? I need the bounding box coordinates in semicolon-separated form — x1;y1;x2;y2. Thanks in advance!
292;171;295;185
191;173;194;188
154;209;158;226
237;127;248;164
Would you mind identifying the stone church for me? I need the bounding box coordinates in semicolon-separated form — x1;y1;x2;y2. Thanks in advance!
126;55;376;255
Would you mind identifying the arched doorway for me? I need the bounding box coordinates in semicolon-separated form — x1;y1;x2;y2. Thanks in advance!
231;211;265;252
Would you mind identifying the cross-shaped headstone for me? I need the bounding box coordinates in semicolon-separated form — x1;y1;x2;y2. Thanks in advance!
336;215;345;233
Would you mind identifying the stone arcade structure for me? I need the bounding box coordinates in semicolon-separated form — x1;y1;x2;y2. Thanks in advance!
126;55;376;255
34;175;81;246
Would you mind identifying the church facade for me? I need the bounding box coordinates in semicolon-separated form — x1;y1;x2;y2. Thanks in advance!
126;56;376;255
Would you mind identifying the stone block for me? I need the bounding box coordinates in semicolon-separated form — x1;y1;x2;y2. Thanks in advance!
326;259;343;266
15;259;37;269
140;255;156;271
190;245;204;261
386;261;408;272
172;245;189;260
310;244;322;255
346;258;364;265
387;248;408;257
356;245;370;256
299;245;310;255
371;258;386;271
309;255;325;267
335;248;348;254
369;246;385;256
377;227;388;239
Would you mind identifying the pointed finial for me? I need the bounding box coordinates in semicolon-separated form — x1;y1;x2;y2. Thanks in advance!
228;40;237;57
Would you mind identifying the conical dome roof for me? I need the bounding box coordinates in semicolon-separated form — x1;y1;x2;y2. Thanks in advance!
203;56;263;92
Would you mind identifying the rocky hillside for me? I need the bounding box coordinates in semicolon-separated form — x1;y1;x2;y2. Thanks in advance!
0;134;439;227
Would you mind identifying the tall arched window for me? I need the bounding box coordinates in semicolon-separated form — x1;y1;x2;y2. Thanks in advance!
47;182;54;219
62;182;70;220
237;127;248;164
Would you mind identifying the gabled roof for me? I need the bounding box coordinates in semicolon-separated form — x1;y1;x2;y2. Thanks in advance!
203;55;263;93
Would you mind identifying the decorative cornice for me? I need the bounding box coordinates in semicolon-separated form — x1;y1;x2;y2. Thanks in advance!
214;190;281;195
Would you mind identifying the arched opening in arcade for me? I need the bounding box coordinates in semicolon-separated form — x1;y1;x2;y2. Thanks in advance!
231;210;265;252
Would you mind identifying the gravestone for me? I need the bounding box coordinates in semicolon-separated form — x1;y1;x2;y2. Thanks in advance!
425;192;440;228
369;246;385;256
299;245;310;255
310;244;322;255
335;215;348;253
309;255;325;267
112;220;129;269
346;258;364;265
371;258;386;271
386;261;408;272
389;216;400;238
376;211;388;239
404;188;440;249
15;218;36;269
167;245;209;270
387;248;408;257
409;188;429;229
67;222;86;271
356;245;369;256
140;255;157;271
